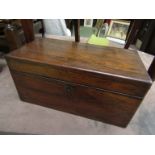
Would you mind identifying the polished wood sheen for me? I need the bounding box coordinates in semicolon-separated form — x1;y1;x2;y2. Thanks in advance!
6;38;152;127
11;71;141;127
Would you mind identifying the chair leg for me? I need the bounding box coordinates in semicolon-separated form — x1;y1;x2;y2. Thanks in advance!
124;20;143;49
73;19;80;42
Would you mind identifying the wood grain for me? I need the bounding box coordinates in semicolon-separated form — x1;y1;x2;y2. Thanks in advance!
6;38;152;98
7;38;151;81
11;71;141;127
7;58;151;98
5;38;152;127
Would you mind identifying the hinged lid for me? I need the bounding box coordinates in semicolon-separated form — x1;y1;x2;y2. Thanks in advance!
6;38;152;98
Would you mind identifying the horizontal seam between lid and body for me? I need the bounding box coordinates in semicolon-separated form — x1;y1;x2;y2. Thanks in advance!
11;69;143;100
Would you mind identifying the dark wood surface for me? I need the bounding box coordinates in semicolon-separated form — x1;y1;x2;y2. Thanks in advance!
5;38;152;127
6;38;151;81
143;20;155;55
6;38;152;97
11;70;141;127
124;20;143;49
73;19;80;42
138;20;155;54
20;19;34;43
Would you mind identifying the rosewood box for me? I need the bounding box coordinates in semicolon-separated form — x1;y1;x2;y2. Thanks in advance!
6;38;152;127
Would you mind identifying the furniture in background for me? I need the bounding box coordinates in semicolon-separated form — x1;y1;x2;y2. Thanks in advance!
120;19;155;81
0;19;80;75
0;19;41;53
0;20;17;53
124;20;144;49
0;19;60;50
73;19;80;42
0;19;25;72
21;19;34;43
136;20;155;55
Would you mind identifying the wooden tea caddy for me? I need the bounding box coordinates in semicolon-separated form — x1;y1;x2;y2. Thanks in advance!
5;38;155;127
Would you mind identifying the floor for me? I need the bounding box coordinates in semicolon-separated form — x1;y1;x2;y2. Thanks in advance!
0;44;155;134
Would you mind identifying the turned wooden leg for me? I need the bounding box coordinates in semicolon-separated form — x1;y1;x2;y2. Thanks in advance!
73;19;80;42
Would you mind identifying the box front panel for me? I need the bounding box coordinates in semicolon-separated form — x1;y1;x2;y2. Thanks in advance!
10;70;141;127
6;58;151;98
